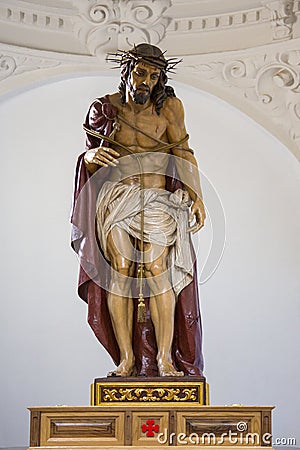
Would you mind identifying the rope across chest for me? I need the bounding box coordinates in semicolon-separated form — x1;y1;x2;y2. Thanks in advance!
82;119;190;155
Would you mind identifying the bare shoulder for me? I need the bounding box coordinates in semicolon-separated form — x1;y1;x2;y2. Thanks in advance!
108;92;122;108
163;96;188;142
162;96;185;121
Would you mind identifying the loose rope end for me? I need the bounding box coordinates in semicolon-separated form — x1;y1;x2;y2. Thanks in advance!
137;294;146;323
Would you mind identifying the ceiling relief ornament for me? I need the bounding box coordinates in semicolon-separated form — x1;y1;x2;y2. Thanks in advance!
0;55;17;81
0;1;300;159
182;46;300;157
0;50;61;82
262;0;297;40
73;0;172;56
0;43;103;96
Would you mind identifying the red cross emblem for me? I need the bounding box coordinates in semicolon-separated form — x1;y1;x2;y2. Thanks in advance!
141;419;160;437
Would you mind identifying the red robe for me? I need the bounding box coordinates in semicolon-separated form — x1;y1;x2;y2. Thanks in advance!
71;95;204;376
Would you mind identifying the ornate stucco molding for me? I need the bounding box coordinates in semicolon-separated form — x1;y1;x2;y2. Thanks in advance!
0;1;300;56
0;52;61;82
0;0;74;32
169;4;268;34
0;43;102;96
178;40;300;160
0;54;17;82
263;0;297;40
72;0;172;55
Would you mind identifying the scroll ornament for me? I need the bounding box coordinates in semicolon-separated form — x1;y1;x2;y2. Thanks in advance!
187;49;300;143
73;0;172;56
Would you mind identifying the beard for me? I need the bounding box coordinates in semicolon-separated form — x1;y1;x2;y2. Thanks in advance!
129;84;151;104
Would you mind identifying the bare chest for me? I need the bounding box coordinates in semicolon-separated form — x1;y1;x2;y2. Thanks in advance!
115;107;168;150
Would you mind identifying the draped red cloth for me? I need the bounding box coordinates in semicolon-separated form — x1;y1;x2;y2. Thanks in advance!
71;96;204;376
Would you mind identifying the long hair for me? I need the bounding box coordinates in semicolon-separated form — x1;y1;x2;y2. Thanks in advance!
118;59;176;115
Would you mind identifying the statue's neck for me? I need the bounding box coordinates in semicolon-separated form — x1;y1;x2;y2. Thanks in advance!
125;91;152;113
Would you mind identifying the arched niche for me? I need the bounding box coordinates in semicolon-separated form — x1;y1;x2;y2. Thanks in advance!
0;72;299;446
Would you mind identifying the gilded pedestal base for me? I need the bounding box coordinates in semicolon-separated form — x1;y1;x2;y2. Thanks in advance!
91;376;209;406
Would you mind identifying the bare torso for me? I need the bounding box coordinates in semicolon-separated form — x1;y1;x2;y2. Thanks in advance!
108;93;172;188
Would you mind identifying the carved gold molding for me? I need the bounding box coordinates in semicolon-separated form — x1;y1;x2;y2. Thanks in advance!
92;379;207;405
103;387;197;402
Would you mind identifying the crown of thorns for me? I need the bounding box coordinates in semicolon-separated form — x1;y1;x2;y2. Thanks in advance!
106;47;182;73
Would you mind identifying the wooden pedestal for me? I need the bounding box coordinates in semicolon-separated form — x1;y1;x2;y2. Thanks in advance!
91;376;209;406
29;375;273;448
29;404;274;449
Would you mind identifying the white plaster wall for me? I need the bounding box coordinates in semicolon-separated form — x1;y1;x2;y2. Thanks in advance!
0;74;299;446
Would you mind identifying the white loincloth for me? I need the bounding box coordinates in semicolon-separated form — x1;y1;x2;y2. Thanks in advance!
96;181;194;296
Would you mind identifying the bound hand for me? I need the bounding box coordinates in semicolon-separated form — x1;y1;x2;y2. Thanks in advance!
84;146;120;171
188;198;206;233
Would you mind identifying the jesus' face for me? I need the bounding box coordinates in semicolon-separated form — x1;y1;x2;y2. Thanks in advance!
128;61;160;105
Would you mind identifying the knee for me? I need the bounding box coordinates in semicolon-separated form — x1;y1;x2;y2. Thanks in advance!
145;262;171;295
112;256;133;277
145;261;166;278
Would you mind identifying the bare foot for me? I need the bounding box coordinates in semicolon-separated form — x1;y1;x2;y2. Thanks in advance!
158;360;184;377
107;358;136;377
